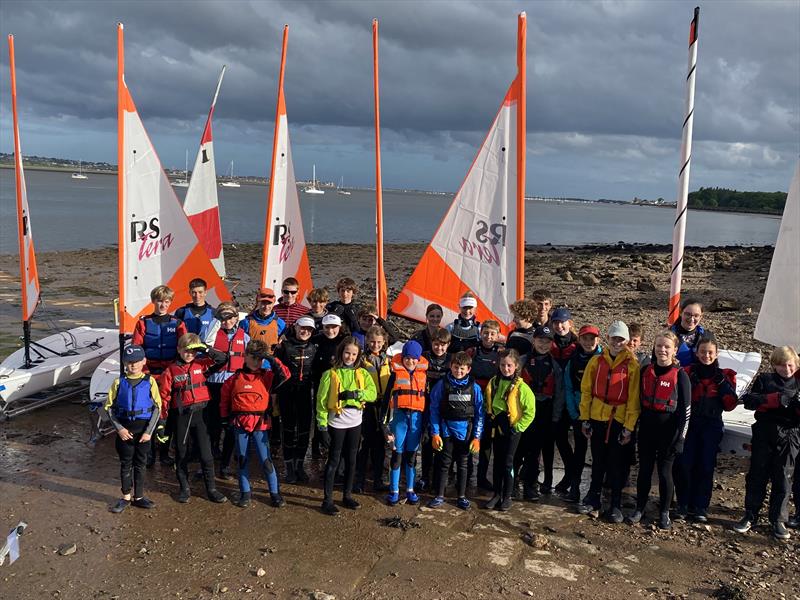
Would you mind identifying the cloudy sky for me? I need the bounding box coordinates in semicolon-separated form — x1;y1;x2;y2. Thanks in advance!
0;0;797;200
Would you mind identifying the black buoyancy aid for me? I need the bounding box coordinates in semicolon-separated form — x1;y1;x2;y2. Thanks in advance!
143;316;179;361
114;376;154;420
551;334;577;367
749;373;800;425
526;354;556;399
449;317;480;350
506;327;534;354
179;304;215;338
425;354;450;390
641;364;679;413
213;327;246;372
569;350;595;393
470;346;500;382
441;377;475;421
280;337;317;383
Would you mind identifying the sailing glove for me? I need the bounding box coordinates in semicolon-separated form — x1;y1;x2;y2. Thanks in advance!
155;420;169;444
318;427;331;450
469;438;481;454
431;434;443;452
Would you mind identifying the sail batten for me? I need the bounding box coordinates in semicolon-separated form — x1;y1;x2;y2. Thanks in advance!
8;34;40;324
261;26;313;303
117;23;230;334
391;14;526;332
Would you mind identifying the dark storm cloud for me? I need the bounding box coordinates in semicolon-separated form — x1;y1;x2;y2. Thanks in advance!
0;0;797;195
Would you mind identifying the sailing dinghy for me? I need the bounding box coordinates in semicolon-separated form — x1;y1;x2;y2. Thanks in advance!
0;35;117;419
391;13;527;332
719;162;800;454
260;25;314;304
88;24;232;420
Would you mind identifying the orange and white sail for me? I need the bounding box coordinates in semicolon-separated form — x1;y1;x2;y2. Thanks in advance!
372;19;388;318
184;65;227;279
260;25;313;304
117;23;231;334
754;161;800;348
8;34;40;323
391;13;527;331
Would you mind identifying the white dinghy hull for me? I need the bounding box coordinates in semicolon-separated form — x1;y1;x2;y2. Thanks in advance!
0;326;118;411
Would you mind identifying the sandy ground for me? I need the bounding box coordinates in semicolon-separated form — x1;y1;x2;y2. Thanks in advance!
1;243;798;599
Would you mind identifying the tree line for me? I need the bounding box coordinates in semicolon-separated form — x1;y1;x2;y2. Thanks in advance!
688;187;787;214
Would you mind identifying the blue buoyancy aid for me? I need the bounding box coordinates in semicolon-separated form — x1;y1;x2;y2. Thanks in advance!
114;376;155;420
143;317;180;361
178;304;215;339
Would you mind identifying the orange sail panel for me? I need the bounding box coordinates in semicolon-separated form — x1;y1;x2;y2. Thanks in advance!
184;66;227;279
8;34;40;323
373;19;388;319
390;14;526;330
261;26;313;304
117;23;230;334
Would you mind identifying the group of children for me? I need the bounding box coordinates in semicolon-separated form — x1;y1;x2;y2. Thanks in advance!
103;278;800;542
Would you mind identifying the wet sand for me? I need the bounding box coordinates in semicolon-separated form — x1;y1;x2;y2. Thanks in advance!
2;243;797;599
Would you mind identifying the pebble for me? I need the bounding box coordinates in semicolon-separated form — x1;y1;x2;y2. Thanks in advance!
255;568;266;578
310;592;335;600
57;543;76;556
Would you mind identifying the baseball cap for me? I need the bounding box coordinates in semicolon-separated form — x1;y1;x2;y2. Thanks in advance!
122;345;146;363
533;325;555;340
322;314;342;327
578;325;600;337
257;287;276;301
550;307;572;322
401;340;423;359
459;297;478;308
608;320;630;341
295;316;316;329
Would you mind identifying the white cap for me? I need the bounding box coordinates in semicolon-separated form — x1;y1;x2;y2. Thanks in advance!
607;320;630;341
295;316;316;329
322;314;342;327
459;297;478;308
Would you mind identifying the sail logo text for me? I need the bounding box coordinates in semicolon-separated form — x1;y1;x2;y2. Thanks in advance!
130;218;174;261
459;220;506;265
272;223;295;264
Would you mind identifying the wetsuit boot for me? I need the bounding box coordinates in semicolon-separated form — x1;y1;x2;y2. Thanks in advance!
284;459;298;484
204;466;227;503
176;471;191;503
296;459;310;483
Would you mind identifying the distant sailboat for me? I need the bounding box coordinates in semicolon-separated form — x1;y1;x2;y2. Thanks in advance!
391;13;527;332
260;25;314;304
303;164;325;195
219;160;240;188
336;176;351;196
171;149;190;188
1;34;117;418
71;159;88;180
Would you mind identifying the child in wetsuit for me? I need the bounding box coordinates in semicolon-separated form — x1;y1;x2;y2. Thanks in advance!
427;351;484;510
447;291;481;353
419;328;451;492
104;345;162;513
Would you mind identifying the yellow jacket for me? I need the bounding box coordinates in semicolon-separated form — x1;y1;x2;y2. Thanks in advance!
579;347;640;431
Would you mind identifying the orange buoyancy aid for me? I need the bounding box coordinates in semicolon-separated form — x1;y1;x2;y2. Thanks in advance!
213;327;247;373
229;370;271;414
247;315;280;348
390;354;429;412
592;357;631;407
640;364;679;413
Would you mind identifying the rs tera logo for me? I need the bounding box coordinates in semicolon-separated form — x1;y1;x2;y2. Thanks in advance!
460;220;507;265
130;217;174;260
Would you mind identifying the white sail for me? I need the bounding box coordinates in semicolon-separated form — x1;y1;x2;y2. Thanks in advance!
754;161;800;347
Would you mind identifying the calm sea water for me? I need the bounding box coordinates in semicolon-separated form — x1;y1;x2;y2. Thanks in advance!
0;169;780;253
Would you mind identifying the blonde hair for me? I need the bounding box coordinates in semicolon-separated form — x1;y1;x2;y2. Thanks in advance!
308;287;330;303
770;346;799;366
178;333;202;349
482;320;501;333
150;285;174;302
653;331;681;366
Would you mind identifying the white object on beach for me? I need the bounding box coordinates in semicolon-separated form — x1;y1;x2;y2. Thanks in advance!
303;164;325;195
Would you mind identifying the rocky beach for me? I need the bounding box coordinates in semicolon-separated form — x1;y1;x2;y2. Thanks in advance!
1;243;798;600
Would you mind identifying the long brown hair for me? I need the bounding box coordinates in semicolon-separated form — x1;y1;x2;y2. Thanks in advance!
332;336;365;369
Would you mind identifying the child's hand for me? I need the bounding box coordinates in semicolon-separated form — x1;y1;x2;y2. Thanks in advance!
385;434;395;450
118;428;133;441
581;421;592;439
140;433;152;443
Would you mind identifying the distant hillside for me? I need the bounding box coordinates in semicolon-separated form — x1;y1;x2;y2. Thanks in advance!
688;187;786;214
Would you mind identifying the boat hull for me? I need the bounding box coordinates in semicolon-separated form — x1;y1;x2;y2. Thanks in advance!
0;327;118;409
717;349;761;455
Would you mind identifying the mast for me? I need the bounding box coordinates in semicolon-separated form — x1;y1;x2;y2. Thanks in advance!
8;34;40;368
668;7;700;325
516;12;527;300
116;22;126;368
373;19;388;318
261;25;289;286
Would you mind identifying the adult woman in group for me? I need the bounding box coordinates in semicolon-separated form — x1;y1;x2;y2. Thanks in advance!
670;298;711;367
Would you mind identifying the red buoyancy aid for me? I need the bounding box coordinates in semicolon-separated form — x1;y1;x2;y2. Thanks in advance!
164;362;211;410
640;364;679;412
213;327;247;373
592;358;630;406
229;370;272;415
390;354;428;412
